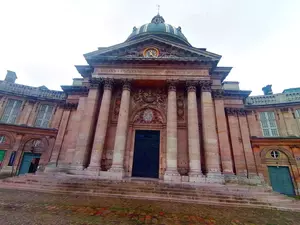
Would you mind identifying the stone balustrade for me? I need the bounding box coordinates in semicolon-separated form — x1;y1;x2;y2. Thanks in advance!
246;92;300;105
0;81;66;100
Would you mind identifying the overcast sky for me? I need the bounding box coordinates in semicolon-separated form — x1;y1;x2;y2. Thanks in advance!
0;0;299;95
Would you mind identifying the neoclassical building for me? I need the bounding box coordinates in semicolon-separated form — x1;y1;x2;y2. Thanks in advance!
0;14;300;196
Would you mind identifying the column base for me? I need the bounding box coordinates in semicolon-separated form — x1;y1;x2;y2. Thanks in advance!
163;169;181;182
188;171;205;183
224;173;238;183
67;165;86;175
107;166;125;180
86;165;101;176
206;172;225;184
44;162;59;173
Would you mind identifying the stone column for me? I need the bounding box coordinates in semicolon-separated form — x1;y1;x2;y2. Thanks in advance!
186;81;204;182
88;79;113;173
71;84;100;170
45;104;73;171
212;90;235;181
200;81;224;183
108;80;131;178
164;81;181;182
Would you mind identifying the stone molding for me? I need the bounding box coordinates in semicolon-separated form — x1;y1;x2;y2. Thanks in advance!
290;145;300;149
186;81;197;92
212;89;224;99
281;107;290;112
199;80;212;92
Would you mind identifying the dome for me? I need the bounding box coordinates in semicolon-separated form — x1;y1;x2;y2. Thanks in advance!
126;14;190;46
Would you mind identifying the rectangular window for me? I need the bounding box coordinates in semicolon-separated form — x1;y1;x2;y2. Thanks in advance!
259;111;279;137
0;99;22;124
34;104;54;128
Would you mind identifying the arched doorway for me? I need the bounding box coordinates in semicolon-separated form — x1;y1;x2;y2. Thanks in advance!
129;107;166;179
19;139;45;175
261;148;296;196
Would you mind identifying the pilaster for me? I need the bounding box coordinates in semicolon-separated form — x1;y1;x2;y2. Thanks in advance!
226;108;247;179
212;90;235;182
71;84;100;171
200;81;224;183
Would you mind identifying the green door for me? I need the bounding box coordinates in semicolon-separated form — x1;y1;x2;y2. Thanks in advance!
268;166;295;196
0;150;6;167
19;153;41;175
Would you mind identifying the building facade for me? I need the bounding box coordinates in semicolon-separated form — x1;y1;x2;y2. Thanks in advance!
0;14;300;196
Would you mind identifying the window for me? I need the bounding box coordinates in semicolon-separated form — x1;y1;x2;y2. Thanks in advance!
260;111;279;137
8;151;16;166
0;99;22;124
0;136;5;144
270;150;280;159
34;104;54;128
32;140;41;147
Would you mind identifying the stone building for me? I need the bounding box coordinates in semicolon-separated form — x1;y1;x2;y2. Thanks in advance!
0;14;300;196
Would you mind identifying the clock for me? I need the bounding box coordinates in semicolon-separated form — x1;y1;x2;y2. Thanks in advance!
143;48;159;58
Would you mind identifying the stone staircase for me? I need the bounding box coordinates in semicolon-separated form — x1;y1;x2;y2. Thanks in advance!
0;173;299;211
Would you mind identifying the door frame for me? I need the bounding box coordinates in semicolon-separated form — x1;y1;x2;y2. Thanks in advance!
128;125;165;179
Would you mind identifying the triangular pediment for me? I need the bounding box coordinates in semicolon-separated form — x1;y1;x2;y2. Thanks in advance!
84;35;221;65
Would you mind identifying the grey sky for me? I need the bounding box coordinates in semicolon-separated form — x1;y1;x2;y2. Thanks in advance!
0;0;299;95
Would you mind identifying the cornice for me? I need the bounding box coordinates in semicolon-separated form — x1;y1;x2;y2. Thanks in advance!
223;89;251;100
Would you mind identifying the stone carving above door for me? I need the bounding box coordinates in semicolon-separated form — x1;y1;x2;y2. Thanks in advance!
132;88;167;109
133;108;164;124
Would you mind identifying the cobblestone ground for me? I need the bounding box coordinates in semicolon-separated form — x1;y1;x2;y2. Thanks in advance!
0;189;299;225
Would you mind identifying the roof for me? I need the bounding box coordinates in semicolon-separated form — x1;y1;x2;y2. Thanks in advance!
126;14;191;46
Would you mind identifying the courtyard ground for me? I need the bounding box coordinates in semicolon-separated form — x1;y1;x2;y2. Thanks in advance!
0;189;299;225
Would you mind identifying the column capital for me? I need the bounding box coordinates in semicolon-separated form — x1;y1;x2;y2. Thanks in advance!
63;102;78;110
103;78;114;90
186;80;198;92
225;107;247;116
167;80;178;92
212;89;224;99
199;80;212;92
121;79;132;91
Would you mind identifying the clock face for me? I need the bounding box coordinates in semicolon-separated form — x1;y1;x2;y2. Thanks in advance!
143;48;159;58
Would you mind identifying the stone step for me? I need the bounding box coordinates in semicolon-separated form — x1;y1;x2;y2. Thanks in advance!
1;179;276;200
0;184;277;209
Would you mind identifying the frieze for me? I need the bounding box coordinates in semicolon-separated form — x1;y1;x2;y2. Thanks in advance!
94;68;208;76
